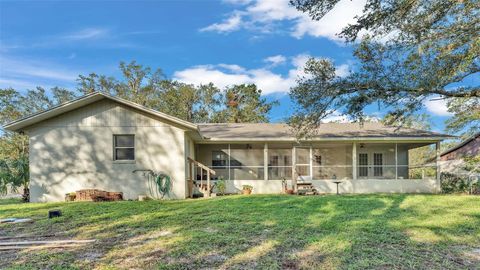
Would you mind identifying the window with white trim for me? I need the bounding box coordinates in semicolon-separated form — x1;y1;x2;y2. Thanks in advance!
113;135;135;161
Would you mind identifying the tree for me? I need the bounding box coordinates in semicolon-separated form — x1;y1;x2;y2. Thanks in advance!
1;87;76;201
156;81;222;123
445;97;480;139
76;62;276;123
289;0;479;137
214;84;278;123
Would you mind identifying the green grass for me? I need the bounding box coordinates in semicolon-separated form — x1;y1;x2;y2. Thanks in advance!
1;194;479;269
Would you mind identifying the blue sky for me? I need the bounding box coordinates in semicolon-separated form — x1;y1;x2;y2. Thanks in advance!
0;0;454;131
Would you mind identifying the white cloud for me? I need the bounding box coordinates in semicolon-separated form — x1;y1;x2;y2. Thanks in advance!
321;110;350;123
424;98;452;116
335;64;350;77
0;55;80;90
173;64;295;95
62;28;109;40
217;63;246;73
200;13;243;33
200;0;366;41
291;0;366;40
264;55;286;66
223;0;252;4
173;53;349;95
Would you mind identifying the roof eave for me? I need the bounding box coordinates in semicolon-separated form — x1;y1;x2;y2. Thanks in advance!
195;136;452;143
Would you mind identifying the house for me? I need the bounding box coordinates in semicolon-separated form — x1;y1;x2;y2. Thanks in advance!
440;132;480;175
441;132;479;161
4;92;451;202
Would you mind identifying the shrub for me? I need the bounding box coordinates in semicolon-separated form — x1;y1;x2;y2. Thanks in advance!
216;179;226;195
441;172;472;194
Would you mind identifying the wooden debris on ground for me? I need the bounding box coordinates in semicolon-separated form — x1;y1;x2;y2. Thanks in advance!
0;218;33;224
0;239;96;250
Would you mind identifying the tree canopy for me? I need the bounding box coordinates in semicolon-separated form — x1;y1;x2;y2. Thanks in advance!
289;0;479;138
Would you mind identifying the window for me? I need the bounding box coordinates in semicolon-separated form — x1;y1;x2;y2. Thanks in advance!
212;151;228;167
113;135;135;161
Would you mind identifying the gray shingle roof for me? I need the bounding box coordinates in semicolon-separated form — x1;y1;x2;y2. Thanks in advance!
198;122;451;141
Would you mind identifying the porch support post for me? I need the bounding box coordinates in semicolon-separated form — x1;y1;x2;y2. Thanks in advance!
352;142;357;180
292;146;297;192
189;162;193;198
395;143;398;180
309;146;313;179
264;143;268;180
228;144;231;181
436;141;441;193
206;169;210;198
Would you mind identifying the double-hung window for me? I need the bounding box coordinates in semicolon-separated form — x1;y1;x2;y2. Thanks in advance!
113;135;135;161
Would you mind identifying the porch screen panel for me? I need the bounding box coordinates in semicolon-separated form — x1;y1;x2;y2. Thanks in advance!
268;144;292;180
230;144;264;180
402;143;437;179
312;144;353;180
196;144;229;180
373;153;383;176
358;153;368;177
295;147;310;179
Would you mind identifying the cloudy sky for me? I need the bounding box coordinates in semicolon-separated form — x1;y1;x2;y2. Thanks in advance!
0;0;453;130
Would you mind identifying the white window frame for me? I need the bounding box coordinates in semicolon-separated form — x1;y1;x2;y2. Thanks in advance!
113;134;135;161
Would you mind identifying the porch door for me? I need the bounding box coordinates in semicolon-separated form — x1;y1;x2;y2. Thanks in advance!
358;153;368;178
373;153;384;177
295;147;311;180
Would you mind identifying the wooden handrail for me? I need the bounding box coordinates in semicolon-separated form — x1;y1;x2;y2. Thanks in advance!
187;157;216;198
187;157;216;175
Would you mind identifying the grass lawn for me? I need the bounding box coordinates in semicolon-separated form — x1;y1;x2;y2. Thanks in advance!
1;194;479;269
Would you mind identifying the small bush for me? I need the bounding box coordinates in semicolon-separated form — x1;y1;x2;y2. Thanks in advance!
441;172;474;194
216;179;226;195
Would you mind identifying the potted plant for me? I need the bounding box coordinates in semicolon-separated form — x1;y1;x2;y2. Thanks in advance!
242;185;253;195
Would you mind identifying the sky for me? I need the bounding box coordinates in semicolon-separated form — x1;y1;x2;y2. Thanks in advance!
0;0;454;132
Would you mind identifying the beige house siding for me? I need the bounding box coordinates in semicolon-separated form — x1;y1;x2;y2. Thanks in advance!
26;99;187;202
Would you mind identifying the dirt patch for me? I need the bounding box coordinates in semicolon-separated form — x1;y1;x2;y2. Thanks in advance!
464;248;480;261
203;253;228;264
202;227;218;233
126;230;173;245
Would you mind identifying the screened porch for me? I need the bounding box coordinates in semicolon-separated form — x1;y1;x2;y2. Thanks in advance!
194;142;440;182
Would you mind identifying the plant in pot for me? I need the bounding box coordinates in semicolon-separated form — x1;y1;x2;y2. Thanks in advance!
242;185;253;195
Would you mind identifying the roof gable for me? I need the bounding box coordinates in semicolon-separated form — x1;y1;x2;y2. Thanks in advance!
3;92;198;132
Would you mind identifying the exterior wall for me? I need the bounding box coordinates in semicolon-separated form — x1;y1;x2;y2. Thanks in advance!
27;99;187;202
441;136;480;161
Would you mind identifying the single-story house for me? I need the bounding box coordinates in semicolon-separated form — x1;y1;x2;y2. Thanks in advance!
4;92;452;202
440;132;479;175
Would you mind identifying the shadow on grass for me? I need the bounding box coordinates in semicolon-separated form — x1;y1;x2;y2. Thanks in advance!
1;194;479;269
